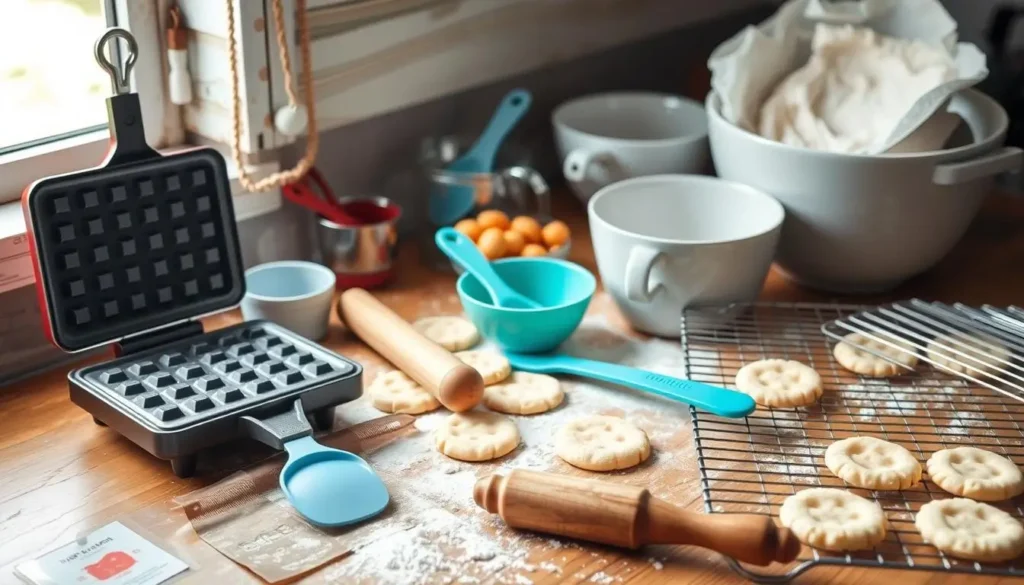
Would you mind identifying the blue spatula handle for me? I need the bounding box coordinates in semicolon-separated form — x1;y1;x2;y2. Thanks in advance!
547;357;755;418
462;89;532;169
435;227;540;308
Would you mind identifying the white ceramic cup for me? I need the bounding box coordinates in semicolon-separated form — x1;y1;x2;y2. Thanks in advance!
553;92;709;203
241;261;337;341
588;175;784;338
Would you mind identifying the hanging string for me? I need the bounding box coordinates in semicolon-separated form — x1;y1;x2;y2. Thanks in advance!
225;0;318;192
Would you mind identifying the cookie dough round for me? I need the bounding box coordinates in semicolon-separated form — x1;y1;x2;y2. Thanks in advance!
734;359;822;408
555;415;650;472
926;332;1011;376
367;370;441;414
779;488;887;551
482;372;563;415
413;316;480;352
434;411;520;462
927;447;1024;502
454;350;512;385
833;332;918;377
916;498;1024;562
825;436;922;490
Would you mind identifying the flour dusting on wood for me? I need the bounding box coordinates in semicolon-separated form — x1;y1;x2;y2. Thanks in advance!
325;314;697;583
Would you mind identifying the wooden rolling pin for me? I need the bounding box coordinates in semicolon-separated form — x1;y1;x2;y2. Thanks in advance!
338;288;483;412
474;469;801;567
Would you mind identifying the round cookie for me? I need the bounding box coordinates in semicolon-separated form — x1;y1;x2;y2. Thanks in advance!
926;332;1011;376
454;350;512;385
916;498;1024;562
734;359;822;408
825;436;922;490
927;447;1024;502
366;370;440;414
434;411;520;462
482;372;563;415
555;415;650;472
833;332;918;378
779;488;887;551
413;316;480;351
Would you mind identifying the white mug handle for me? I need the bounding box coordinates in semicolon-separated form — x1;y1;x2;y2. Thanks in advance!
625;245;663;303
563;148;612;183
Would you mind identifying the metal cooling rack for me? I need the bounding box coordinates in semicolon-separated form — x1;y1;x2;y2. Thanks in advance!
681;302;1024;583
821;300;1024;405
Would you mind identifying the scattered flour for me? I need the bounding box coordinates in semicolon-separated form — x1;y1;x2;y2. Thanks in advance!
324;314;695;583
538;561;561;573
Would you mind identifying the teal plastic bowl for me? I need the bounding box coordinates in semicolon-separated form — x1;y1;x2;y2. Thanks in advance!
456;257;596;353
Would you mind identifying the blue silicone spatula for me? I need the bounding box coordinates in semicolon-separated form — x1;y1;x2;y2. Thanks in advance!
435;227;541;309
428;89;532;225
242;400;390;527
505;352;756;418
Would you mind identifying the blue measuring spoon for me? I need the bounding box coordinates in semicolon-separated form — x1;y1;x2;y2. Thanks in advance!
428;89;532;225
435;227;541;309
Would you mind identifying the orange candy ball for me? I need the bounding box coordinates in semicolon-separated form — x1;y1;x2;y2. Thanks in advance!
454;218;482;241
477;227;507;259
521;243;548;257
502;230;525;256
542;220;570;249
477;210;510;231
510;216;543;244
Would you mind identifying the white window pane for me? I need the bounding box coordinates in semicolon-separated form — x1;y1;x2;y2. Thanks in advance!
0;0;110;152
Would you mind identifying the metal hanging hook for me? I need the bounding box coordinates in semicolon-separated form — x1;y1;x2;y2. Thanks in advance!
94;27;139;95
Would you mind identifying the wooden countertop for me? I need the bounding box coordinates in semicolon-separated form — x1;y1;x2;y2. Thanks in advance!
2;192;1023;585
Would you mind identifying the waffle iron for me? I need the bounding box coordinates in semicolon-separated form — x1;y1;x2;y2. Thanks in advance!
21;29;362;478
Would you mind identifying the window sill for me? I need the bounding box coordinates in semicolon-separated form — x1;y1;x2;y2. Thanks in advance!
0;143;283;294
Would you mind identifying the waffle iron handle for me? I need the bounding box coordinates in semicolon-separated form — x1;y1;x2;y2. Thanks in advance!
95;28;160;166
240;399;313;451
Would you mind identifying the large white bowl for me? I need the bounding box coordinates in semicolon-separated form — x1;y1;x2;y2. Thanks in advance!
707;89;1022;293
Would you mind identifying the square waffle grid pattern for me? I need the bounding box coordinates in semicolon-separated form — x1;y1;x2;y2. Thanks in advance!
76;321;356;431
821;300;1024;406
681;302;1024;583
27;152;242;350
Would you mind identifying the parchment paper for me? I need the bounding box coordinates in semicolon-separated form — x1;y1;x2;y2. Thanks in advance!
708;0;988;153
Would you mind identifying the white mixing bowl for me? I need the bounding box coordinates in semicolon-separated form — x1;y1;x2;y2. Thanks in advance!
707;89;1022;293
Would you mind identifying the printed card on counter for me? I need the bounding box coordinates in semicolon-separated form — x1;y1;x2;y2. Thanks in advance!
15;522;188;585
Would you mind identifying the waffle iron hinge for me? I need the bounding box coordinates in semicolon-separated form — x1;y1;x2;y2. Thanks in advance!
113;320;205;357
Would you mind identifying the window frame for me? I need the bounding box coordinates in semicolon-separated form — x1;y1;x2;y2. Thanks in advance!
0;0;180;204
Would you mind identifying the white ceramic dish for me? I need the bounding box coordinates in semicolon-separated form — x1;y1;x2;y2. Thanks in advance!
553;92;709;203
588;174;784;338
241;261;336;341
707;89;1022;293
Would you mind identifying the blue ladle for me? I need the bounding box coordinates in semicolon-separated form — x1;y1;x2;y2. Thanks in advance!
428;89;532;225
504;352;756;418
436;227;541;309
241;400;390;527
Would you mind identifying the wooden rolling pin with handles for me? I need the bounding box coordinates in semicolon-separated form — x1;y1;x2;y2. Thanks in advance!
338;288;484;412
475;469;801;567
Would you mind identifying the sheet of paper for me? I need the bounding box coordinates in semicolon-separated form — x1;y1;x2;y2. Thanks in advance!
15;522;188;585
707;0;987;153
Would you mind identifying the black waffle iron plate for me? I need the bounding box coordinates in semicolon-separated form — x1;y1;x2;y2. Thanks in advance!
21;29;361;477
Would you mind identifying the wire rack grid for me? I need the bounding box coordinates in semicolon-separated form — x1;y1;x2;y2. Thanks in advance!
681;302;1024;583
821;300;1024;404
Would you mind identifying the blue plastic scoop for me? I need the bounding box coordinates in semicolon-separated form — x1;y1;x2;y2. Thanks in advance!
504;352;756;418
436;227;541;309
428;89;532;225
242;400;389;527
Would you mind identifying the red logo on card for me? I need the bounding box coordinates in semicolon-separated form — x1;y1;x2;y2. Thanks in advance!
84;551;135;580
